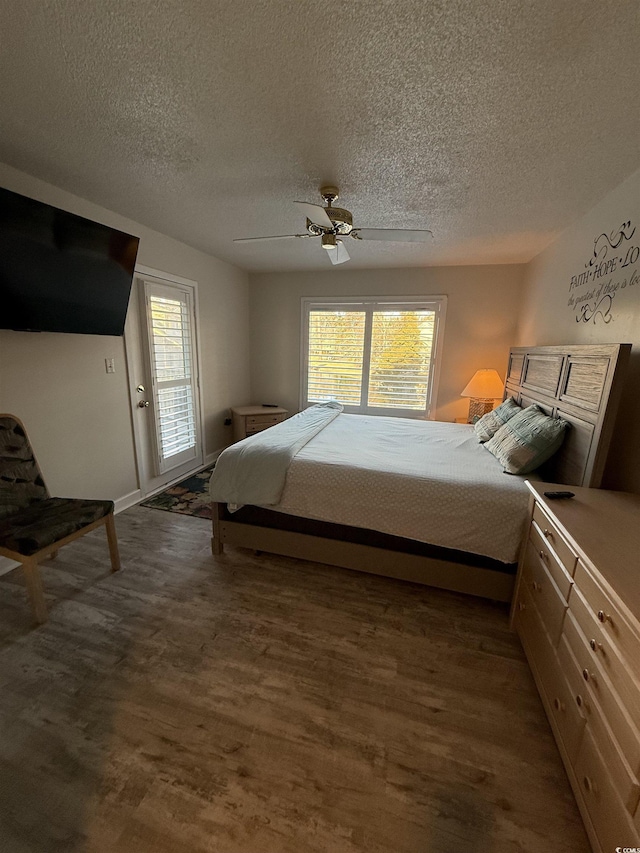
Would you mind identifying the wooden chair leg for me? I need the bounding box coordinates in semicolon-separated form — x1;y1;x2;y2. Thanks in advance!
105;513;121;572
22;557;48;625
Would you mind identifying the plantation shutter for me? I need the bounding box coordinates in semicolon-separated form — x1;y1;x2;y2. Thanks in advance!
307;310;366;404
144;282;199;473
303;298;445;418
368;309;435;410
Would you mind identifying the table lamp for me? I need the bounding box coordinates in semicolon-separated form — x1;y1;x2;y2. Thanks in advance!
461;369;504;423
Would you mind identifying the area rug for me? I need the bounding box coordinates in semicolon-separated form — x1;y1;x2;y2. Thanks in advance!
140;465;215;519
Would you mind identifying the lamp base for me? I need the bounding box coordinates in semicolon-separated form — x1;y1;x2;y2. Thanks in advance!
468;398;496;424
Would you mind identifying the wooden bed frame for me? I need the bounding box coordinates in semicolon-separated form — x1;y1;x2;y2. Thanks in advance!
211;343;630;601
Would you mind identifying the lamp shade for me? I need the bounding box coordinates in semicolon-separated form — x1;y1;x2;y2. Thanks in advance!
461;368;504;399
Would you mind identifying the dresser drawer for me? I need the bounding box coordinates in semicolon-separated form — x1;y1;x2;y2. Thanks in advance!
558;633;640;810
563;612;640;809
530;520;573;600
574;730;640;851
574;559;640;682
536;643;586;766
515;582;557;675
515;583;586;764
521;539;568;644
570;584;640;727
246;414;285;426
532;502;578;576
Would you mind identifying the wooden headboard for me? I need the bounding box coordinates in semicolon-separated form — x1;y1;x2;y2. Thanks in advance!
504;344;631;488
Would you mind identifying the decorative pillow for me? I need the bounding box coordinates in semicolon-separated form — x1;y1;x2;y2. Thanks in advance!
484;405;569;475
474;397;521;443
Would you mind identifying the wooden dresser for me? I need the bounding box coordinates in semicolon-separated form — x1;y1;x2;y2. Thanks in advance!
231;405;288;442
511;481;640;852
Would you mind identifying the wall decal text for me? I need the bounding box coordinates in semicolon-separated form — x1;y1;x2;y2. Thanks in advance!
567;219;639;324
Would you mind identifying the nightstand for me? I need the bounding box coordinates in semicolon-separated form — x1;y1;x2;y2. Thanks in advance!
231;406;288;441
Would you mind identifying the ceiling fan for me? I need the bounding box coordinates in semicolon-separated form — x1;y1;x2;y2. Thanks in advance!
234;186;433;265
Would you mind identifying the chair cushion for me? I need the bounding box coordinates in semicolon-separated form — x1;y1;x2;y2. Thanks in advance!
0;497;114;556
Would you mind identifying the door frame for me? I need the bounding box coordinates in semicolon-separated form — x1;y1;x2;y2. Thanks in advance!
124;264;206;499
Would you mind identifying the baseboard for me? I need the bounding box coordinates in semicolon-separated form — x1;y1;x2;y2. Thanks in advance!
114;489;142;514
205;448;224;467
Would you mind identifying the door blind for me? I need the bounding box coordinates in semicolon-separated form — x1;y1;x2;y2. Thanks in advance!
149;293;197;462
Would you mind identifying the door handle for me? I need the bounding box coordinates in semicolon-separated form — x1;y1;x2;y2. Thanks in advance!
138;400;150;408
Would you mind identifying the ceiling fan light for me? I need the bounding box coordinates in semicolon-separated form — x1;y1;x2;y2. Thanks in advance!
321;234;338;251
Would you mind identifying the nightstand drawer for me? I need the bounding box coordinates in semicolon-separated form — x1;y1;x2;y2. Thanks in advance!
231;406;288;441
574;559;640;681
521;539;568;644
246;414;284;426
532;502;577;576
574;730;639;850
246;422;276;435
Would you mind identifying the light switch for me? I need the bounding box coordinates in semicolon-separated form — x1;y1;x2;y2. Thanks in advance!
105;357;116;374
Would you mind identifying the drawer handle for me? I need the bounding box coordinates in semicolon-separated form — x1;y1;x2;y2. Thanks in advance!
589;638;603;654
596;610;613;626
583;776;598;795
531;580;542;593
518;601;526;612
542;528;554;540
553;697;565;713
538;549;548;563
575;693;590;713
582;668;597;686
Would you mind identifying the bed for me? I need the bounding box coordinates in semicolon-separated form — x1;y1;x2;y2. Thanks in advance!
209;343;630;601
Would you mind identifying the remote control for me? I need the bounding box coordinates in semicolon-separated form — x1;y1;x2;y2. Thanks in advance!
543;490;575;499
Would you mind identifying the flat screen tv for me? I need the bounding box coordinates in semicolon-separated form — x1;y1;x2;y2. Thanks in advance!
0;186;140;336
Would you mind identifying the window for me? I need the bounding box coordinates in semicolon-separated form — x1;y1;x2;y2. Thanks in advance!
301;296;446;418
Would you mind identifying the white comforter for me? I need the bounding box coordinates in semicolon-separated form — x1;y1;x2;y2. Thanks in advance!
209;401;342;507
212;410;534;564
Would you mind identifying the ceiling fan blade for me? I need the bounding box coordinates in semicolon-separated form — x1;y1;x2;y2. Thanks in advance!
327;240;350;265
293;201;333;229
233;234;311;243
351;228;433;243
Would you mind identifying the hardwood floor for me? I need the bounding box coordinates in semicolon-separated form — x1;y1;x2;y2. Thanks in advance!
0;505;589;853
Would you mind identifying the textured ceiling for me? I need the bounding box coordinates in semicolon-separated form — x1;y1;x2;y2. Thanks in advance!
0;0;638;272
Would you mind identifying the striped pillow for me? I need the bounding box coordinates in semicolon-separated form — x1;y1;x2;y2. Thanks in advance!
485;405;569;474
474;397;521;443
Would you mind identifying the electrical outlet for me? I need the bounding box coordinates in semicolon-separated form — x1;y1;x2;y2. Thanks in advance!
105;357;115;374
224;417;232;426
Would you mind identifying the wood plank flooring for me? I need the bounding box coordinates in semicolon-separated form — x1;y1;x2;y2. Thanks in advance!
0;506;589;852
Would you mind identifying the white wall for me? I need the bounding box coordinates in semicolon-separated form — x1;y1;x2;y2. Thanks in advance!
517;168;640;492
0;163;251;505
249;265;526;423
